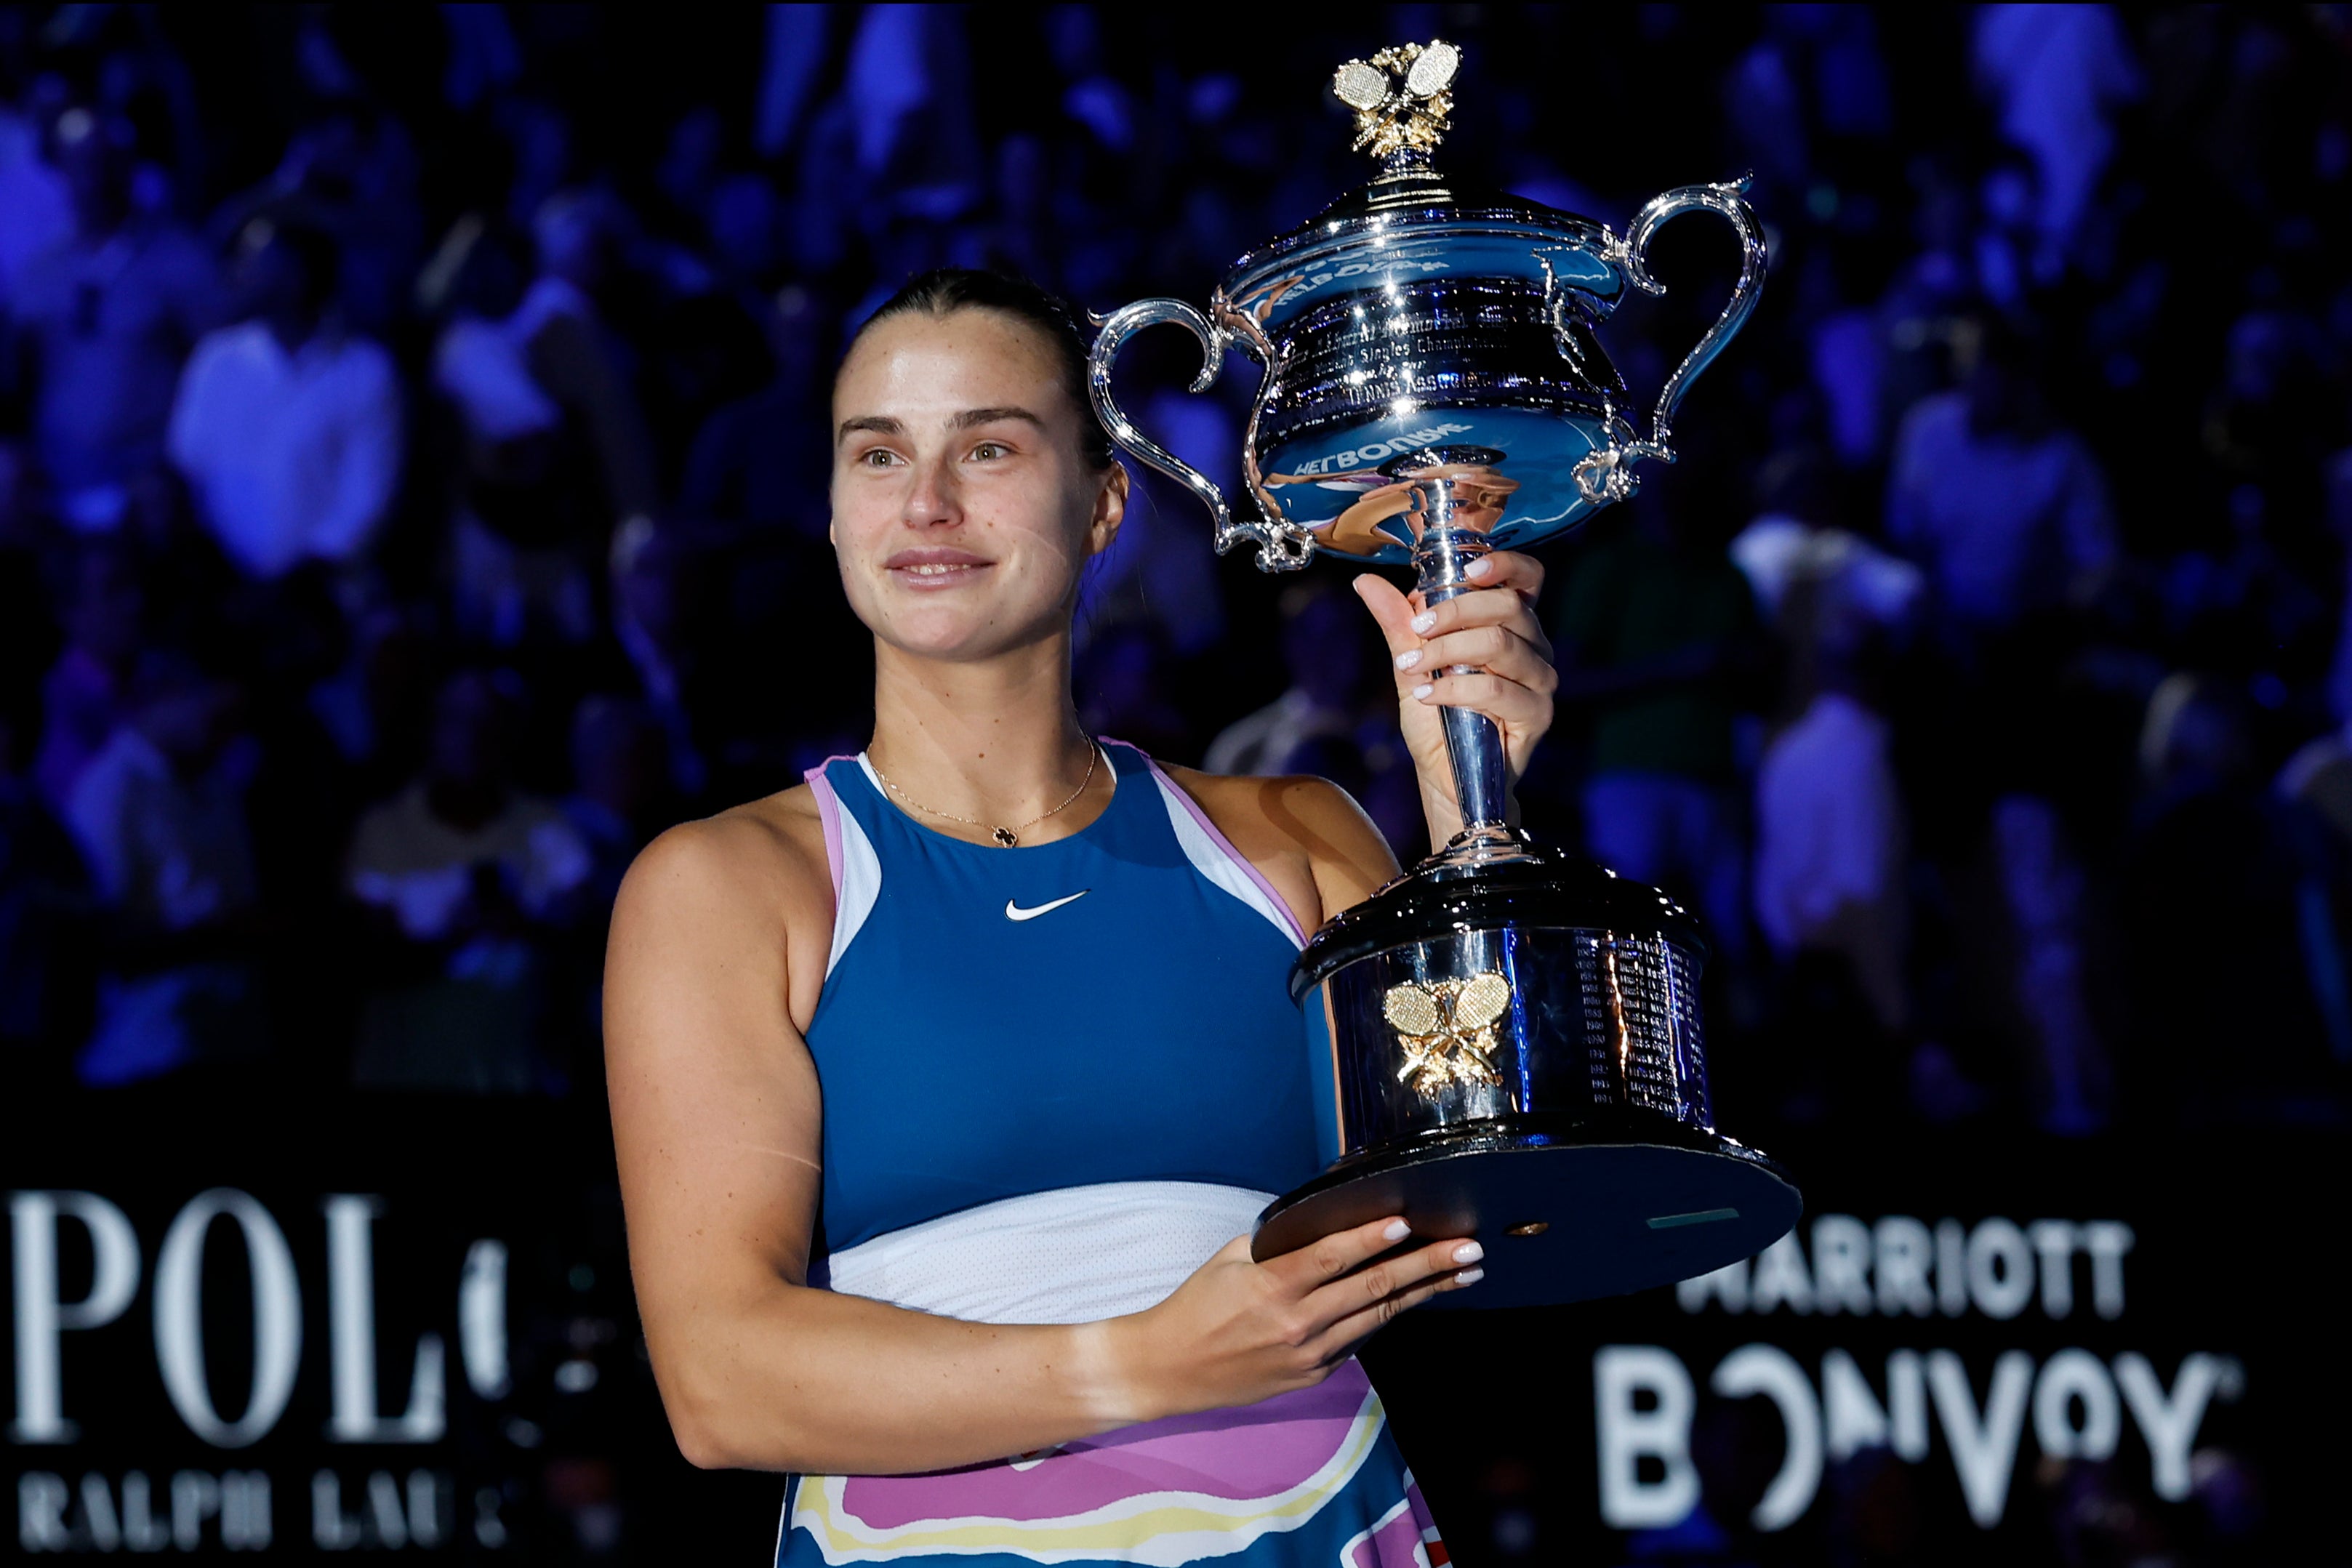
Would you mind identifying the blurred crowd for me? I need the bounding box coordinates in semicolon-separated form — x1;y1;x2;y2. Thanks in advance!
2;3;2349;1149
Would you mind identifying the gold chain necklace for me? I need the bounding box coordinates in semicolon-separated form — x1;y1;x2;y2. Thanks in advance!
869;740;1100;848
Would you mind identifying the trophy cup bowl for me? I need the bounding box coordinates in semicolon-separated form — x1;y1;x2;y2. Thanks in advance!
1089;41;1800;1309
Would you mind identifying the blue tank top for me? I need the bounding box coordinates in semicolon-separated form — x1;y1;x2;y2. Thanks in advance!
802;741;1321;1254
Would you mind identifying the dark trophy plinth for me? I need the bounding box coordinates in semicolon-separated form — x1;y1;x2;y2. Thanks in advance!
1090;40;1799;1308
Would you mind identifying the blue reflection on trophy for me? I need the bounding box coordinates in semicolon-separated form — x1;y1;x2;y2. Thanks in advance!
1090;39;1801;1309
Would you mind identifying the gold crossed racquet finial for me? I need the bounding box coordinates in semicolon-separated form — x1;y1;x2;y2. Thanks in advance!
1330;40;1462;162
1382;970;1510;1101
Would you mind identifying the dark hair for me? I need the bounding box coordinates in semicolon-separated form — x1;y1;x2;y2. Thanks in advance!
241;214;342;318
842;268;1115;470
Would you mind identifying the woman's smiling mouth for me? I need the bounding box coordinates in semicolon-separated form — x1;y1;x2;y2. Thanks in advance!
884;548;995;588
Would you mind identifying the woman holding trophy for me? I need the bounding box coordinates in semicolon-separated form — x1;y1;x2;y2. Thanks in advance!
603;267;1560;1564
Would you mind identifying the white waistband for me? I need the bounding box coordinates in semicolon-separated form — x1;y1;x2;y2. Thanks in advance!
820;1181;1272;1326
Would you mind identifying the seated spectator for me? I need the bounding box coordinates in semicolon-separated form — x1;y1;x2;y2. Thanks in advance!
563;693;668;912
1204;581;1366;777
1748;625;1913;1037
33;539;144;813
0;678;95;1086
345;668;590;1093
61;651;266;1085
1554;496;1765;957
4;107;225;531
2124;675;2346;1122
0;87;73;306
609;520;711;802
209;102;424;337
1075;382;1231;661
1077;621;1191;765
677;284;831;543
1886;318;2115;646
434;192;657;649
166;217;402;581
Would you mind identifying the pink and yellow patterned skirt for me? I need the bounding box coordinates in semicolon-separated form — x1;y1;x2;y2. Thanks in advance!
778;1360;1446;1568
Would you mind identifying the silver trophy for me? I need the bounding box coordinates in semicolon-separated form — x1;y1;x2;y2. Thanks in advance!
1090;41;1799;1308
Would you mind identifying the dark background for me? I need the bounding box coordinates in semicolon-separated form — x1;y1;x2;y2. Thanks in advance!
1;4;2347;1562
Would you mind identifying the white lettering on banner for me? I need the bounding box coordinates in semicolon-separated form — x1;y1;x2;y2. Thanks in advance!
1710;1346;1821;1531
2028;1221;2081;1317
7;1190;505;1457
2114;1352;2228;1500
80;1472;117;1551
313;1470;361;1550
2034;1348;2121;1460
459;1239;511;1399
1812;1216;1873;1314
1593;1348;2237;1533
9;1192;141;1443
2084;1222;2135;1319
18;1472;68;1550
16;1468;265;1553
325;1197;446;1444
1966;1220;2034;1320
170;1469;217;1551
1936;1219;1969;1315
1679;1215;2135;1322
1678;1255;1747;1313
1887;1348;1929;1460
1749;1231;1814;1314
153;1189;302;1446
224;1470;273;1548
120;1468;172;1550
1821;1348;1888;1461
367;1471;409;1548
1592;1346;1699;1529
1874;1217;1934;1316
311;1468;445;1551
23;1476;275;1561
1926;1349;2034;1527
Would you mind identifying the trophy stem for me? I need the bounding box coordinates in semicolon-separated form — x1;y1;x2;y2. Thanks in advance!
1408;479;1518;856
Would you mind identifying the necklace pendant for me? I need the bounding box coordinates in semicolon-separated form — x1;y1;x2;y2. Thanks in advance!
992;827;1019;847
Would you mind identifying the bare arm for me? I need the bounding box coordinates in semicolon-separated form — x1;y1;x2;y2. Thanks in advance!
607;807;1476;1474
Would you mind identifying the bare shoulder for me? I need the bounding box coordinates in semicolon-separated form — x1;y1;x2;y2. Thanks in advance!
615;784;830;929
609;783;836;1029
1157;765;1372;856
1157;764;1398;928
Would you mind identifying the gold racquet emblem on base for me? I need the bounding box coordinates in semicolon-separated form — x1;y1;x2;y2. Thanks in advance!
1382;970;1512;1101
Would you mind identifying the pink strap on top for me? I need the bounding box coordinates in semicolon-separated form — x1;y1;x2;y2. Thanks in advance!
803;757;856;906
1140;755;1312;949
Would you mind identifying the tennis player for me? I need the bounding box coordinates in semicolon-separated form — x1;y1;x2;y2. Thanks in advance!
605;268;1558;1566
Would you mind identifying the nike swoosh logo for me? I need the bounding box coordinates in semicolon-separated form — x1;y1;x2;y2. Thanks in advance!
1005;890;1089;922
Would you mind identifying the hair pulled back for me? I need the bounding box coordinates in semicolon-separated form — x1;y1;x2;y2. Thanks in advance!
841;268;1116;470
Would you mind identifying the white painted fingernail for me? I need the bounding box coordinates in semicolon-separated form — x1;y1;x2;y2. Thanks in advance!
1465;556;1493;578
1382;1219;1410;1242
1394;649;1422;671
1456;1266;1485;1284
1410;611;1437;633
1453;1241;1485;1265
1410;683;1434;700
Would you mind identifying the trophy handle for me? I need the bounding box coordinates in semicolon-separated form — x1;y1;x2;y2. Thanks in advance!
1087;299;1315;571
1616;174;1769;462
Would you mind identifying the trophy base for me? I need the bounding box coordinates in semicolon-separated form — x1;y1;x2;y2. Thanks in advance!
1251;1121;1800;1311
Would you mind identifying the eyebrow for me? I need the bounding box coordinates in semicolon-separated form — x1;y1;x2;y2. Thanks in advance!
952;406;1047;432
834;407;1049;446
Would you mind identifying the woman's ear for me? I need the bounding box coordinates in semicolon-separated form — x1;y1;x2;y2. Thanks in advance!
1085;459;1130;558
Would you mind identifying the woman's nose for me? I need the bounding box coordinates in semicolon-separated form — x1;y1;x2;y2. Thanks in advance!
902;455;962;526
